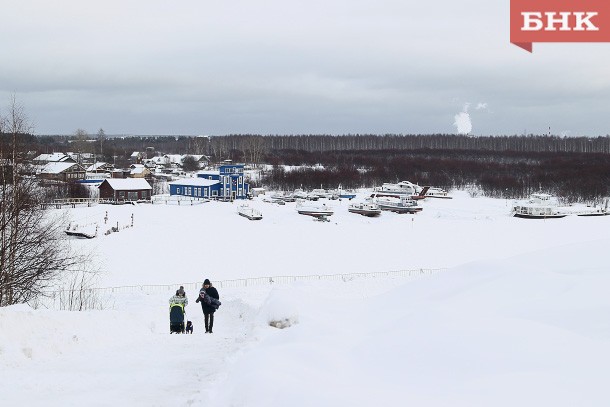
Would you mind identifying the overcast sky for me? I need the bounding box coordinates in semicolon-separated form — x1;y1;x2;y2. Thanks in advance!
1;0;609;136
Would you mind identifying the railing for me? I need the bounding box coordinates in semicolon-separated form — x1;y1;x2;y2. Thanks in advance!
41;197;100;209
42;267;447;299
151;194;210;205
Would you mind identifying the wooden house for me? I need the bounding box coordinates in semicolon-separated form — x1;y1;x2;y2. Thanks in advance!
38;162;86;182
129;164;151;178
98;178;152;202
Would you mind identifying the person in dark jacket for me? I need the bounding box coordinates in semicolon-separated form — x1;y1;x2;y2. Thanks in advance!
195;279;219;333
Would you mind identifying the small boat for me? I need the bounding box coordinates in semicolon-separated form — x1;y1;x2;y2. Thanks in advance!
373;181;427;200
262;195;286;205
293;189;318;201
423;186;452;199
64;223;97;239
576;200;610;216
237;205;263;220
296;201;334;219
376;196;422;214
311;189;332;199
348;202;381;217
337;187;357;200
512;193;567;219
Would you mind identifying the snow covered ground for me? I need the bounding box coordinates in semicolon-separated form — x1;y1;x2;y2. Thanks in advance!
1;190;610;406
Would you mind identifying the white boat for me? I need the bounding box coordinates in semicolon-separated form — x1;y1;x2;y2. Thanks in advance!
293;189;318;201
574;199;610;217
311;189;331;199
375;196;422;214
348;201;381;217
237;205;263;220
512;193;567;219
423;186;452;199
64;223;98;239
263;195;286;205
373;181;427;200
296;201;334;218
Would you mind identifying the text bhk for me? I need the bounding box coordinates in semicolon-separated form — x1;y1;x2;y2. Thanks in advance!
521;12;599;31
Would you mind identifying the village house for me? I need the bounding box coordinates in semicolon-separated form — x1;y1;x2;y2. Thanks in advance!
130;152;143;164
37;162;86;182
98;178;152;202
87;162;114;173
129;164;151;179
33;153;75;165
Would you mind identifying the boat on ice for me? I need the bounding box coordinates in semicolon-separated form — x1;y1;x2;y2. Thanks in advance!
375;196;422;214
262;195;286;205
423;186;452;199
237;204;263;220
64;223;98;239
336;187;357;200
574;199;610;217
348;201;381;217
296;201;334;219
512;193;567;219
373;181;428;200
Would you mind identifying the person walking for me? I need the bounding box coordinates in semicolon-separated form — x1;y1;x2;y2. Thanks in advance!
169;289;188;334
169;289;188;307
196;279;219;333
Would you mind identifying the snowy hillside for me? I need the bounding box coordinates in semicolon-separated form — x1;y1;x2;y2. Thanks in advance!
1;191;609;406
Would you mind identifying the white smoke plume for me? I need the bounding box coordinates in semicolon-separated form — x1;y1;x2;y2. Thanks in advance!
453;103;472;134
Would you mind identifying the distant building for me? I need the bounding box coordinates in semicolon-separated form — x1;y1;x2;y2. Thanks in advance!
98;178;152;202
168;178;220;199
169;164;249;200
33;153;75;165
87;162;114;173
129;164;151;178
130;152;143;164
38;162;86;182
217;164;249;200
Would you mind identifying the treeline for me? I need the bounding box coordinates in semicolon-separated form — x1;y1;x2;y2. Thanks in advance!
236;134;610;154
31;133;610;160
259;149;610;203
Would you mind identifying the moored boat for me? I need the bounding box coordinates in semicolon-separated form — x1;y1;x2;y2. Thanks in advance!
512;193;567;219
237;205;263;220
373;181;427;200
375;196;422;214
424;186;452;199
296;201;334;218
348;201;381;217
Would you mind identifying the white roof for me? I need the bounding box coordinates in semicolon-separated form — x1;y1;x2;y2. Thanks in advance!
197;170;220;176
34;153;70;162
130;166;148;175
87;162;109;171
165;154;183;164
101;178;152;190
39;162;82;174
168;178;219;187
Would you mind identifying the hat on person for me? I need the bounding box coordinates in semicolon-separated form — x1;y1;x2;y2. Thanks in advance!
204;279;211;285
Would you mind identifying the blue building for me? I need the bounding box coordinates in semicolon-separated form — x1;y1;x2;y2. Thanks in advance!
170;164;249;200
168;178;219;199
